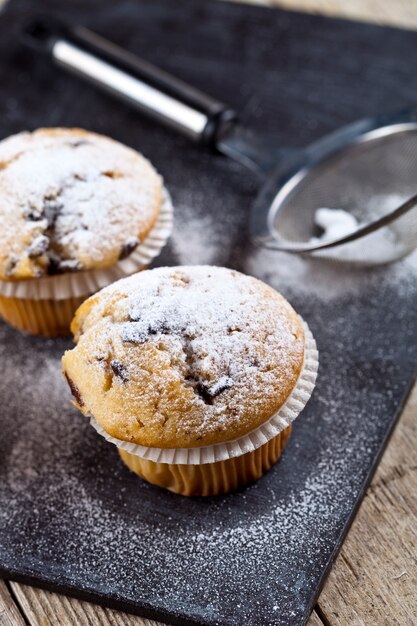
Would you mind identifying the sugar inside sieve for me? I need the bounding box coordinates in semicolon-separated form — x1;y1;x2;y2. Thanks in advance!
261;127;417;265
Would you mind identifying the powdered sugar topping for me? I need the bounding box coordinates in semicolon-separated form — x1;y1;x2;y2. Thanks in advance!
0;128;162;279
66;266;305;445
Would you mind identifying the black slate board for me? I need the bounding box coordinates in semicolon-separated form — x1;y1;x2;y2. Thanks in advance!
0;1;416;625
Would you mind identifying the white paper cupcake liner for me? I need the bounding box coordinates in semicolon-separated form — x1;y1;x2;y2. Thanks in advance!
0;188;173;301
90;319;319;465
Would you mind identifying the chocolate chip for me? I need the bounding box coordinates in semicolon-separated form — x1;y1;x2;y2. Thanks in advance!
71;140;89;148
27;235;50;258
60;259;82;272
122;324;149;344
46;252;60;275
129;305;141;322
47;256;82;275
197;376;234;404
4;254;18;276
182;325;197;340
44;200;63;228
64;373;84;406
119;237;139;260
110;360;129;383
25;209;43;221
196;383;214;405
148;319;171;335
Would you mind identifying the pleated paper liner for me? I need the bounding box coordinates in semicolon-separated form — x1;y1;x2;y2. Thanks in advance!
118;426;292;496
0;189;173;336
0;295;88;337
90;321;318;495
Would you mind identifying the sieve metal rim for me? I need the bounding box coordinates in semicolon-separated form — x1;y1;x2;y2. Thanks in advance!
251;113;417;252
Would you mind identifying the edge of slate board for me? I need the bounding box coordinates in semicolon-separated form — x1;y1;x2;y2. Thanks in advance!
1;0;416;624
0;374;415;626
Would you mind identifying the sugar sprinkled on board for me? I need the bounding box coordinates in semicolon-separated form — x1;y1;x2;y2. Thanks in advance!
0;190;416;624
170;193;417;300
0;324;384;625
246;246;417;300
170;195;234;266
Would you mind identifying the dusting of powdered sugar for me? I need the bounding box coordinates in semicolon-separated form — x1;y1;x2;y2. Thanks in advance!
246;246;417;300
64;266;304;445
0;128;162;279
249;191;417;298
0;185;416;625
0;256;415;625
170;194;235;266
167;189;417;301
0;317;393;626
171;207;222;265
167;185;417;301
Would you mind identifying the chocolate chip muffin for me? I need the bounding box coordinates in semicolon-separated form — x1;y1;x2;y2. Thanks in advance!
0;128;172;336
0;128;162;279
62;266;318;496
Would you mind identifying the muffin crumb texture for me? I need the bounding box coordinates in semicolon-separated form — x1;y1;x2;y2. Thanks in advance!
0;128;162;280
62;266;305;448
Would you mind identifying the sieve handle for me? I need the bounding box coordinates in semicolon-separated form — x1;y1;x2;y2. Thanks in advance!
21;16;237;146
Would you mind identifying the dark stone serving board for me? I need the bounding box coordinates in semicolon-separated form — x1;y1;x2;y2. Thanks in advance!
0;1;416;625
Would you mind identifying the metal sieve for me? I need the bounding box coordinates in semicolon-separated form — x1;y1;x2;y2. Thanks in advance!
248;120;417;264
22;16;417;265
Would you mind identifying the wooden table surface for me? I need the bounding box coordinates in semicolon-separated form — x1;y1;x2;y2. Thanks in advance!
1;1;416;625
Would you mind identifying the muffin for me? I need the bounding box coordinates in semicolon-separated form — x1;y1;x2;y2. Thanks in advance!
62;266;318;496
0;128;172;336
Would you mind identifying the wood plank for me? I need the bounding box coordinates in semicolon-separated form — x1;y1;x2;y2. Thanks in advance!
230;0;417;28
9;583;161;626
9;582;327;626
0;579;26;626
317;383;417;625
307;609;326;626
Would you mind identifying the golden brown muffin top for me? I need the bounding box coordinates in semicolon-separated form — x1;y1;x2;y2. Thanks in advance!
62;266;305;448
0;128;162;280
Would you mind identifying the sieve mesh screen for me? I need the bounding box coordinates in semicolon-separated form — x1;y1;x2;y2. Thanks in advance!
272;129;417;263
